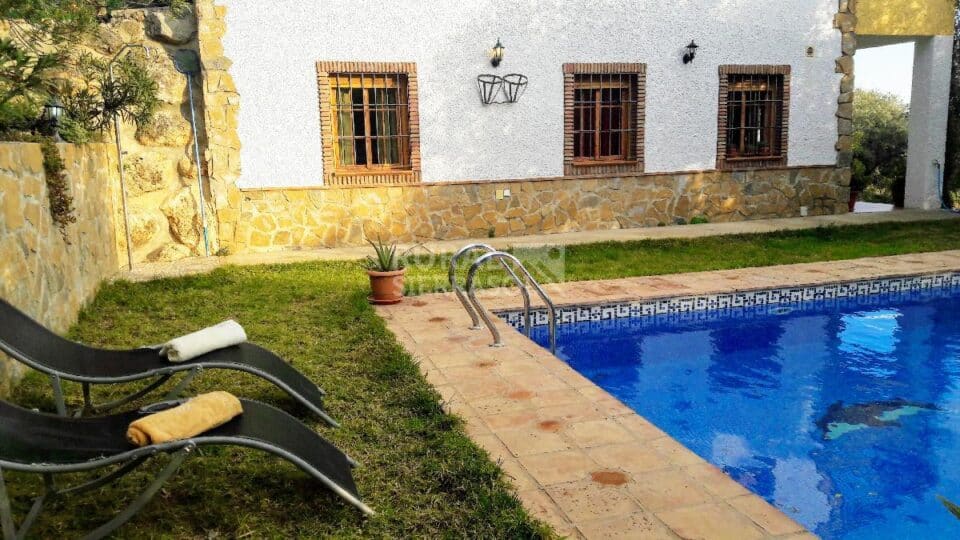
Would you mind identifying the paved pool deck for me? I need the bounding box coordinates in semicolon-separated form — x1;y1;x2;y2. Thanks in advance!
376;250;960;539
119;209;955;282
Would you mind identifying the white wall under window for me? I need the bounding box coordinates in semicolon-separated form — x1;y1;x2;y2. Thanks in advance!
221;0;842;188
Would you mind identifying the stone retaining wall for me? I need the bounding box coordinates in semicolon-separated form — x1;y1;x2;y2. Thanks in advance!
99;8;213;264
230;166;850;251
0;143;120;396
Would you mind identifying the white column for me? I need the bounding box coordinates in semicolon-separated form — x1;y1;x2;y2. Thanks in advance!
904;36;953;210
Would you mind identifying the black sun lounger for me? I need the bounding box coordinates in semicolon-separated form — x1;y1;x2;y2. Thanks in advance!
0;299;337;426
0;398;373;540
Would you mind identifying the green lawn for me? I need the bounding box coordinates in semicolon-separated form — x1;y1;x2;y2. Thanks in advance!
407;219;960;294
9;265;551;539
7;218;960;538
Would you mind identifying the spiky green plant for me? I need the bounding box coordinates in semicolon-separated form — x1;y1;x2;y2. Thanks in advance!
364;236;404;271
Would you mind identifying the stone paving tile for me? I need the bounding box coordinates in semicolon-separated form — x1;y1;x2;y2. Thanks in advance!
546;479;641;523
626;469;714;512
576;511;679;539
656;502;767;540
727;494;806;536
378;251;960;538
519;450;599;486
498;428;572;457
682;462;752;500
563;419;636;448
517;488;573;531
587;443;672;476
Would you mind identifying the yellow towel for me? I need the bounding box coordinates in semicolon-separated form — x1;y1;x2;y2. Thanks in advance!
127;391;243;447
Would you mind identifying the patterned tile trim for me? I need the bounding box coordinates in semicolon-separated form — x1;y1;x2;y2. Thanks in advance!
498;271;960;329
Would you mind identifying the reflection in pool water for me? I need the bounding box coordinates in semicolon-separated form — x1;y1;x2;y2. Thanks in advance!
528;290;960;539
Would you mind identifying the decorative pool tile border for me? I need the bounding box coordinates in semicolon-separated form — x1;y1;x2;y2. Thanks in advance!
498;271;960;329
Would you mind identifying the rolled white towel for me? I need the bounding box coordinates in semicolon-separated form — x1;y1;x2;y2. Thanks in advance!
160;320;248;363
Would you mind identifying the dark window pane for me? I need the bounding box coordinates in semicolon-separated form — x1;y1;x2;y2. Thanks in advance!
574;88;593;105
725;74;784;159
574;104;595;158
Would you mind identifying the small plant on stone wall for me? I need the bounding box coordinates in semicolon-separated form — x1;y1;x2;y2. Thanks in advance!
37;138;76;236
690;216;709;225
0;131;77;237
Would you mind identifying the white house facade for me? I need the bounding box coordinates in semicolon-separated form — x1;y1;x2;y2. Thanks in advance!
186;0;953;253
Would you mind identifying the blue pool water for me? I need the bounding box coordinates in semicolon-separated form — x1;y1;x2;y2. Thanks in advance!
527;289;960;539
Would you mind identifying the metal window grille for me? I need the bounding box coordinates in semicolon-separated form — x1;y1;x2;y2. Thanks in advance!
330;72;411;170
572;73;638;162
725;74;784;160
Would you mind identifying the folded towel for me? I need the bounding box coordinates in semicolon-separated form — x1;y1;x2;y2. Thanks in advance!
127;391;243;446
160;320;247;363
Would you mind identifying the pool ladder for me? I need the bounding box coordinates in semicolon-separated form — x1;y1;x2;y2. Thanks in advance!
449;243;557;353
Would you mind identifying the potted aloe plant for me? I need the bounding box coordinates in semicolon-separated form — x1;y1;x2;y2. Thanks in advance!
364;236;406;304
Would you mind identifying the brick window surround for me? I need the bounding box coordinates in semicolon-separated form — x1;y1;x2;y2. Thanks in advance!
563;63;646;176
316;61;421;186
716;65;791;170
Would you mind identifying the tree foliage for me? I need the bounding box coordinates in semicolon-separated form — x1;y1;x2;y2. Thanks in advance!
0;38;64;128
852;90;909;205
0;0;169;141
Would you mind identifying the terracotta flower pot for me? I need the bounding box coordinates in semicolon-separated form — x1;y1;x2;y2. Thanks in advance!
367;268;406;305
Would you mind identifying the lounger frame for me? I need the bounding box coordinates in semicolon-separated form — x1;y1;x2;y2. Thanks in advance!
0;335;338;427
0;427;373;540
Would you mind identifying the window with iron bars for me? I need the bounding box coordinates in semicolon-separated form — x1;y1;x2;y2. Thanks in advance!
717;66;790;169
330;73;411;171
725;74;784;159
572;73;639;163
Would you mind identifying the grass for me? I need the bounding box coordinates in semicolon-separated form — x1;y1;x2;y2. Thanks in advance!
406;220;960;294
6;218;960;537
9;263;552;539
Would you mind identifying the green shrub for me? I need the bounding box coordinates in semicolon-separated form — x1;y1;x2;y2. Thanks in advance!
852;90;908;205
690;215;709;225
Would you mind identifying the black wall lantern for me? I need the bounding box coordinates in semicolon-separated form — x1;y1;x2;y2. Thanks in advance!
682;40;699;64
43;97;64;141
490;38;505;67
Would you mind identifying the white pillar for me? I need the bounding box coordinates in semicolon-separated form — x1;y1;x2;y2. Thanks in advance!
904;36;953;210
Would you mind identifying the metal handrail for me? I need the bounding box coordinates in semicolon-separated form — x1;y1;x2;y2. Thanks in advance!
449;244;531;334
465;251;557;353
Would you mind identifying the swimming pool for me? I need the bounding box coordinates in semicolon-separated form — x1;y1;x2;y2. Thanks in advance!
519;284;960;539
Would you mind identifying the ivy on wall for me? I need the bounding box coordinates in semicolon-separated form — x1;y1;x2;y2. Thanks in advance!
1;132;76;237
37;139;76;235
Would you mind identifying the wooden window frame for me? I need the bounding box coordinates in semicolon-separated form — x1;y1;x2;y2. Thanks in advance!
716;65;791;171
563;63;646;176
317;61;421;186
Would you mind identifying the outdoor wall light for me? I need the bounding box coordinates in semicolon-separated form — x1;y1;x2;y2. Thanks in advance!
682;40;699;64
490;38;505;67
43;97;64;141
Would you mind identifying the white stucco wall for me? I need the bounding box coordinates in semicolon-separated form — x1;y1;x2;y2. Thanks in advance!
221;0;842;188
904;35;953;210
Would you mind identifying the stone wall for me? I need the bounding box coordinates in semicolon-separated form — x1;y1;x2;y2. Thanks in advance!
0;143;120;395
97;8;213;263
232;166;850;251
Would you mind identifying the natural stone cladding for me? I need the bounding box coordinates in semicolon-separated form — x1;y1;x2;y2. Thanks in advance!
0;143;120;396
95;8;213;264
834;0;857;167
230;166;849;251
